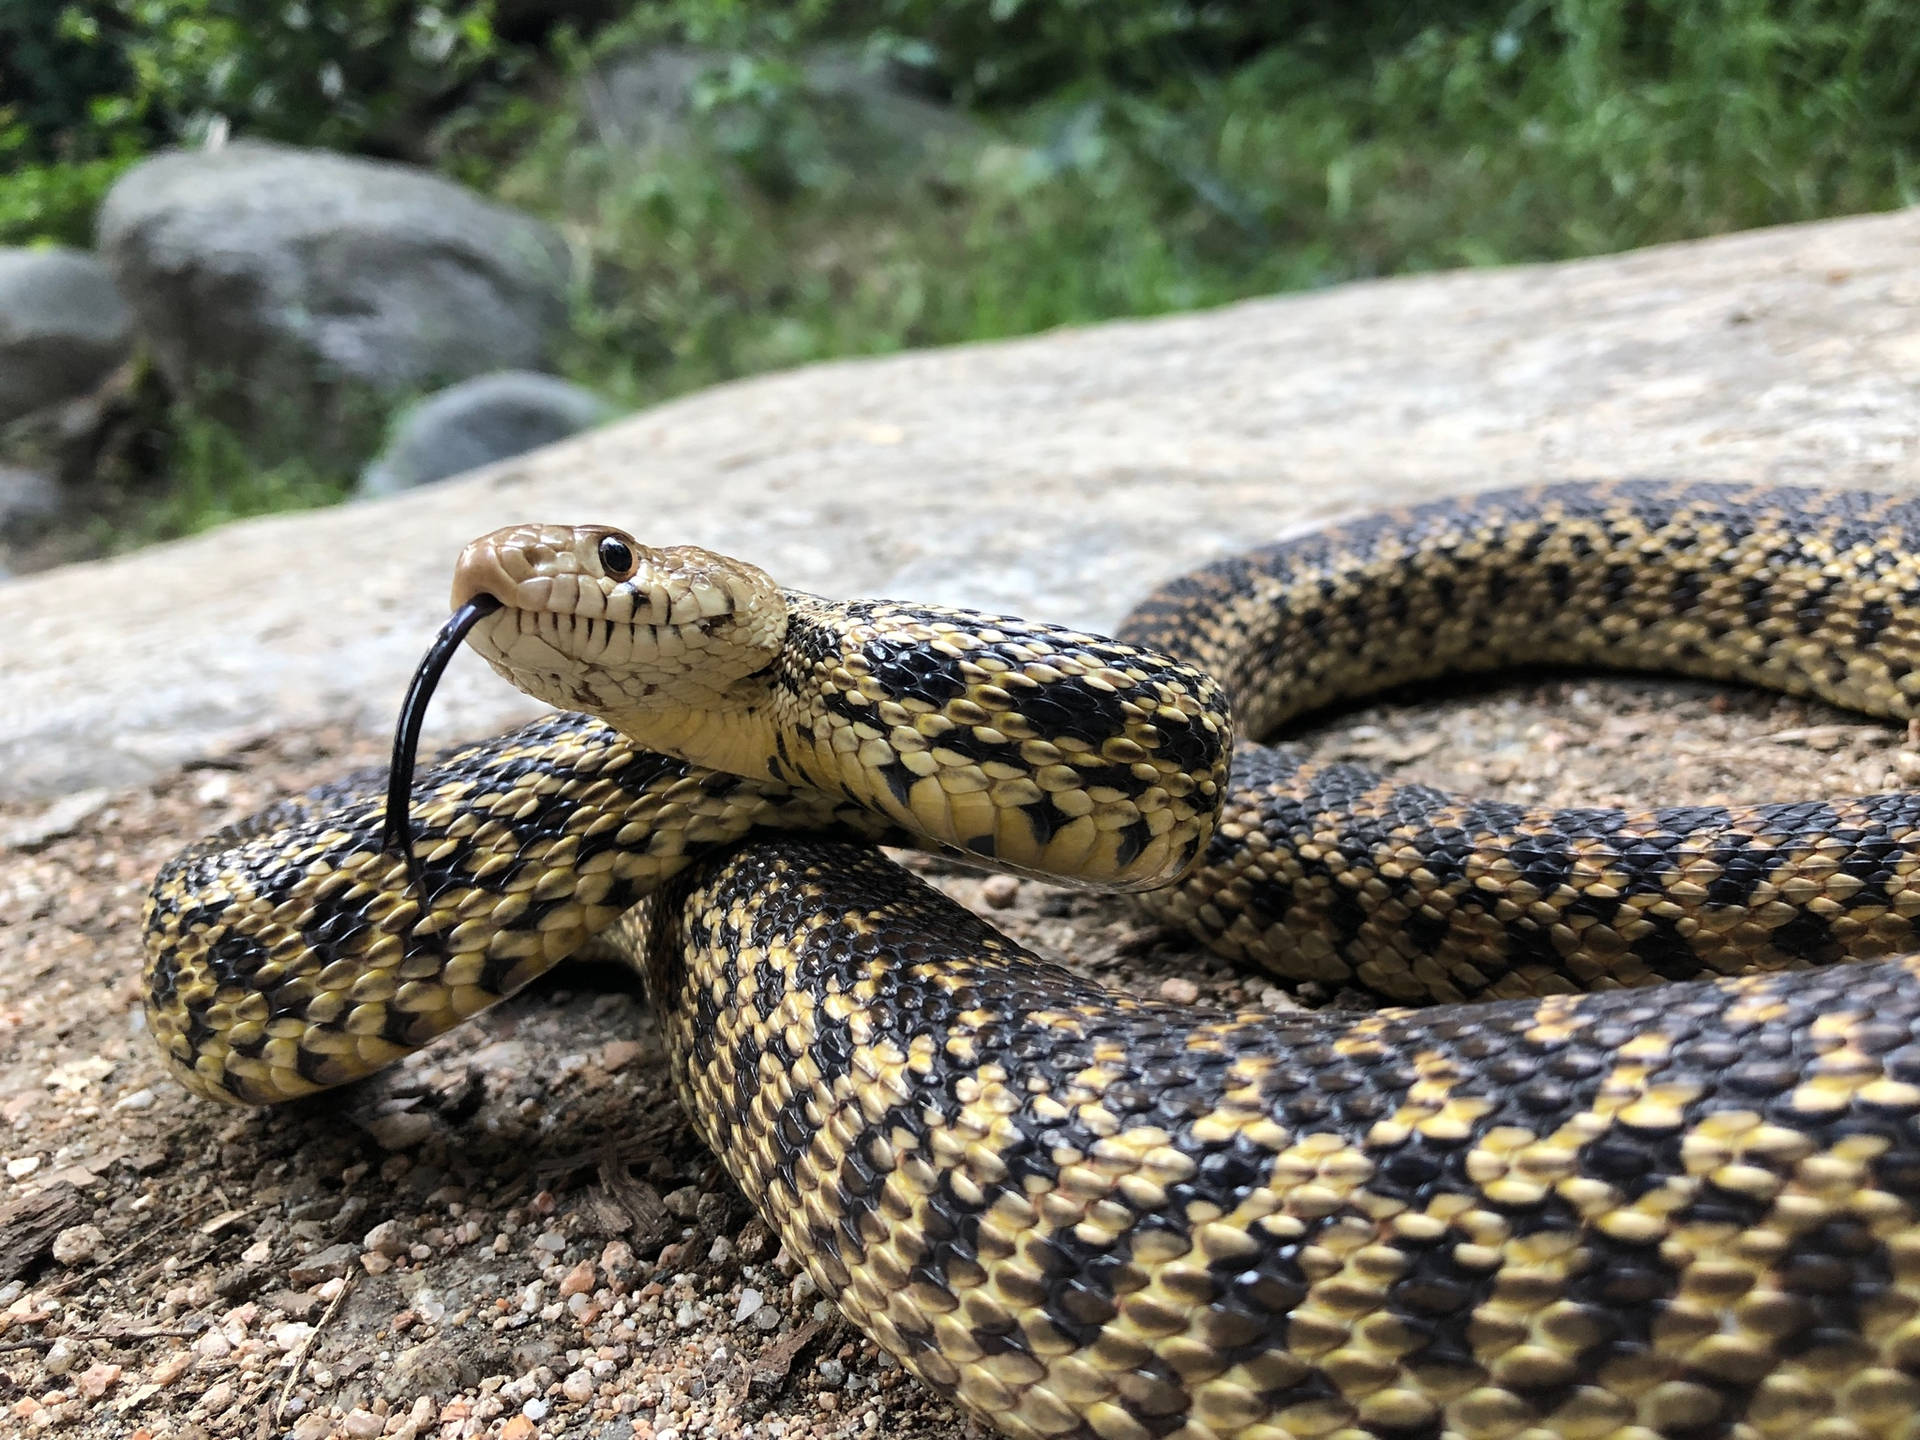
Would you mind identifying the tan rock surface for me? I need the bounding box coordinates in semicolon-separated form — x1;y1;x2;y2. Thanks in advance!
5;207;1919;801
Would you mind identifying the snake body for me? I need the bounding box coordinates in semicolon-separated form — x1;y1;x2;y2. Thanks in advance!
146;481;1920;1440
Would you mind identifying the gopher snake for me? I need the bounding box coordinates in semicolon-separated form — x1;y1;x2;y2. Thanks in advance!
147;481;1920;1440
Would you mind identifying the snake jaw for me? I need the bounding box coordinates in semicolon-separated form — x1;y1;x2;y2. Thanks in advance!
451;522;791;758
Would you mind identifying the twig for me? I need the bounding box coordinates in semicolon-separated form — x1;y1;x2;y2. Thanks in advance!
46;1196;224;1300
0;1325;200;1354
254;1271;355;1438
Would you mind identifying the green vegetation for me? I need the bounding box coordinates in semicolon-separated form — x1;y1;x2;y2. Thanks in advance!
5;0;1919;549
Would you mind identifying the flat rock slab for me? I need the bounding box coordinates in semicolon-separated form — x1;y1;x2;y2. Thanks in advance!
5;208;1920;801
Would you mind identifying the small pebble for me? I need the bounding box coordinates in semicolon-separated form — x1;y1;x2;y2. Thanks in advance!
599;1039;644;1071
523;1398;549;1421
365;1112;433;1150
341;1409;383;1439
194;1331;232;1360
675;1301;699;1330
288;1243;355;1285
980;875;1020;908
663;1187;700;1219
709;1236;733;1264
113;1088;156;1112
559;1260;596;1296
817;1359;845;1387
51;1223;104;1266
753;1303;782;1331
151;1351;194;1386
534;1231;566;1253
562;1368;595;1403
1158;977;1200;1004
363;1219;409;1257
42;1341;75;1376
735;1289;764;1323
5;1156;41;1179
198;1380;235;1412
501;1418;535;1440
76;1363;120;1399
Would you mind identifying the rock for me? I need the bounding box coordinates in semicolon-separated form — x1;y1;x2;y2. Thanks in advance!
0;787;110;851
287;1242;356;1286
579;44;974;174
577;45;714;153
802;43;977;166
50;1223;104;1266
267;1288;321;1320
7;209;1920;801
1157;977;1200;1005
379;1341;474;1403
358;372;610;496
0;465;60;546
0;247;132;424
598;1039;644;1072
97;142;569;455
363;1219;410;1258
213;1264;268;1299
364;1111;434;1151
979;875;1020;909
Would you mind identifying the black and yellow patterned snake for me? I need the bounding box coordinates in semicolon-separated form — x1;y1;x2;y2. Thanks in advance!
145;481;1920;1440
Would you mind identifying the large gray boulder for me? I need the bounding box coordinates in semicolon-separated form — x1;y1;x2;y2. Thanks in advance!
96;142;570;454
358;370;613;496
0;247;133;424
3;205;1919;799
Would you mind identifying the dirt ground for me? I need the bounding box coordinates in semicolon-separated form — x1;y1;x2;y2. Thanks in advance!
2;670;1915;1440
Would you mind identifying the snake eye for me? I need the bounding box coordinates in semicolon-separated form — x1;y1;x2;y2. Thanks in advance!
597;535;635;580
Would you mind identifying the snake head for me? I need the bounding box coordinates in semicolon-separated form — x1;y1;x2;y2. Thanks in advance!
451;523;789;720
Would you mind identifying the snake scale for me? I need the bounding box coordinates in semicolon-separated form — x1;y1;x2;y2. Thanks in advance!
144;480;1920;1440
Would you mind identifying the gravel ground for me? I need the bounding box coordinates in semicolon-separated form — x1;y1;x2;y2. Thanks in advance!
3;672;1917;1439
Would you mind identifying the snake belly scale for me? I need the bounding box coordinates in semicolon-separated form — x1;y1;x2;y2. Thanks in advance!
144;481;1920;1440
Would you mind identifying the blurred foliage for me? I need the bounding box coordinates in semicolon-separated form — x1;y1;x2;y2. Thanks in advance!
3;0;1919;546
507;0;1920;409
0;0;520;244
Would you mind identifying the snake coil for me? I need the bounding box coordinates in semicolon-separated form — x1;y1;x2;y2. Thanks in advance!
147;481;1920;1440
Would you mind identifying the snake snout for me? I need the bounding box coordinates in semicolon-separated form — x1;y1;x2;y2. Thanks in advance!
453;523;580;613
446;523;794;744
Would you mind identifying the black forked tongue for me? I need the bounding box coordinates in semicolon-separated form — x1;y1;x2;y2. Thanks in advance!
380;594;505;891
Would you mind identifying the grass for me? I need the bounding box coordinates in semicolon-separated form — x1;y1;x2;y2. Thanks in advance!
501;0;1920;415
49;0;1920;546
117;409;354;547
